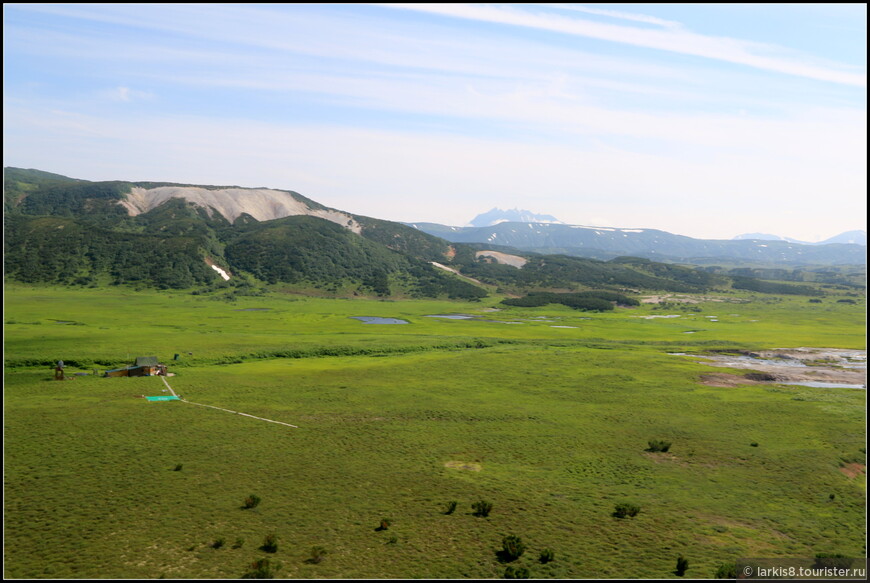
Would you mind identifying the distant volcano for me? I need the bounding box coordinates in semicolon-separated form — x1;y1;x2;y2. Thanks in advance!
468;207;564;227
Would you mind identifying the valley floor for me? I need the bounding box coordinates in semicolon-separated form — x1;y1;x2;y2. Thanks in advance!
3;285;866;579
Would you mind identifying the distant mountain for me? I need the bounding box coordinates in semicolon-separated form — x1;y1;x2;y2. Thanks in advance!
732;231;866;246
468;207;563;227
406;221;865;266
818;230;866;246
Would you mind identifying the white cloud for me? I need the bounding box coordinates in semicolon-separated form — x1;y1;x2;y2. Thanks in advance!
541;3;682;29
388;4;866;86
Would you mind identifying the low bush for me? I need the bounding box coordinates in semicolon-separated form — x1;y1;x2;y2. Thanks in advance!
444;500;458;515
647;439;672;452
472;500;493;517
714;563;737;578
539;548;554;564
306;546;327;564
241;558;280;579
260;533;278;553
503;566;530;579
375;518;391;531
613;503;641;518
501;535;525;562
243;494;261;509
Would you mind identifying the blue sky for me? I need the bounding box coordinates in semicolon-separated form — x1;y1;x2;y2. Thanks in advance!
3;3;866;241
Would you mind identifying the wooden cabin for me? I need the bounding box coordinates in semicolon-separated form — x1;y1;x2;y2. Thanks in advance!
104;356;167;377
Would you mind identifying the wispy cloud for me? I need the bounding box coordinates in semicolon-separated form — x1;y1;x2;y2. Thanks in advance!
387;4;866;86
541;3;682;29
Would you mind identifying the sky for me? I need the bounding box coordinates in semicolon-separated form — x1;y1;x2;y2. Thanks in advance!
3;3;866;241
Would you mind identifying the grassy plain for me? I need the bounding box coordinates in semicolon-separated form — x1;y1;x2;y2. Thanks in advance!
3;284;866;579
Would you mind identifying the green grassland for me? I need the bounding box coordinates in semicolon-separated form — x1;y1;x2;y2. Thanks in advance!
3;284;866;579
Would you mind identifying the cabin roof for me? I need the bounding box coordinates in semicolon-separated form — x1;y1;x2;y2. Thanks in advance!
135;356;159;367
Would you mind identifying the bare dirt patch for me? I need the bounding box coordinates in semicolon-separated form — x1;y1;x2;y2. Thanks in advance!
839;463;866;479
444;461;481;471
700;373;765;387
689;349;866;388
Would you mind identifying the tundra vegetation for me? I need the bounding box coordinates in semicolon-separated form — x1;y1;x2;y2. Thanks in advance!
3;283;865;579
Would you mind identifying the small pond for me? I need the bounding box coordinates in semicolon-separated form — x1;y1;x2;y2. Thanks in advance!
425;314;478;320
351;317;409;325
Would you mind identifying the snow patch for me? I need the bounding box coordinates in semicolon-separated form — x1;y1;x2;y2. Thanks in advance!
211;265;231;281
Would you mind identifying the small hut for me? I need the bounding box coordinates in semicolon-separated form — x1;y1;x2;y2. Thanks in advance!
104;356;167;377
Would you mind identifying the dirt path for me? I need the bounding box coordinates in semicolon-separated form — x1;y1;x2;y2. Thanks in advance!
159;376;298;428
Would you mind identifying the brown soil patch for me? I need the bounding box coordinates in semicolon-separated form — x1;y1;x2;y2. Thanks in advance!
839;463;866;479
700;373;765;387
444;461;481;471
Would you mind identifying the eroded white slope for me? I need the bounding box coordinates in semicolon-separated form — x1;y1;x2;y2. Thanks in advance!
119;186;361;233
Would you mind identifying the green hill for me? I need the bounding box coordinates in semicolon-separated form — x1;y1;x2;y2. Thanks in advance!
5;167;846;299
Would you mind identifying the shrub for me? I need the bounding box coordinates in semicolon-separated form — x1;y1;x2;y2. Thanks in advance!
472;500;493;517
241;558;280;579
503;566;530;579
211;538;225;549
714;563;737;578
675;555;689;576
444;500;458;515
750;442;759;447
243;494;261;509
260;533;278;553
613;502;641;518
306;546;327;564
232;538;245;549
501;535;526;562
376;518;391;531
647;439;672;452
173;464;183;471
386;536;398;545
539;548;554;564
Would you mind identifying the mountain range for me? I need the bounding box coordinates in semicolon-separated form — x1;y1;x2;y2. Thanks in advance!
731;231;866;246
3;168;863;297
407;220;866;266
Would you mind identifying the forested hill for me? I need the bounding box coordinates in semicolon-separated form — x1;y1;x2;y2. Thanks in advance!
3;167;847;298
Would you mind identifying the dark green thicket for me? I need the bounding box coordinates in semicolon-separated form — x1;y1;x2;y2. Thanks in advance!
714;563;737;578
443;500;458;515
675;555;689;576
503;566;530;579
305;546;328;564
242;494;261;509
259;533;278;553
646;439;672;452
731;275;823;296
613;502;641;518
539;548;554;564
460;253;703;292
502;290;639;311
500;535;526;562
471;500;493;517
241;558;280;579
